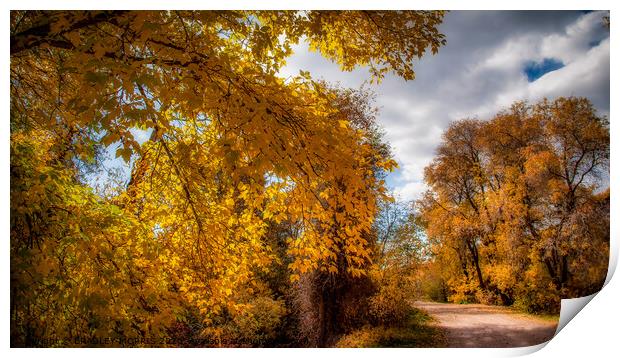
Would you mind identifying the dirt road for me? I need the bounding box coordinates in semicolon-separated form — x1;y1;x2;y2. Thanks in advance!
414;301;558;348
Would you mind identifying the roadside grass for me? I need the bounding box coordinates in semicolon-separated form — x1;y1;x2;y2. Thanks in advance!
335;308;446;348
507;307;560;323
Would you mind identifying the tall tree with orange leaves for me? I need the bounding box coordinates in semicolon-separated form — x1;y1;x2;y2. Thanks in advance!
419;97;609;312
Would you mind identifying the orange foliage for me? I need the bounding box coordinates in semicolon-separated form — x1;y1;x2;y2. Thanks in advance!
419;97;609;313
10;10;446;346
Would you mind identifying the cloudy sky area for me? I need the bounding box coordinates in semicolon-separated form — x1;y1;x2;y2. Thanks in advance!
280;10;610;201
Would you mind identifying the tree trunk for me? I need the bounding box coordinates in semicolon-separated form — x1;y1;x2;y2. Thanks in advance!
468;240;485;289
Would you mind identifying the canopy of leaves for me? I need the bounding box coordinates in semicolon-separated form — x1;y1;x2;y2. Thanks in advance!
10;10;446;346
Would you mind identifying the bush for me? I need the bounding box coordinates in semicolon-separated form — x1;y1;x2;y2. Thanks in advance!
368;280;410;326
447;279;478;304
202;296;287;347
511;263;561;314
229;296;287;345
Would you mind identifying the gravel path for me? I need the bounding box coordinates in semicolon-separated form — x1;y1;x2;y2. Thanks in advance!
414;301;558;348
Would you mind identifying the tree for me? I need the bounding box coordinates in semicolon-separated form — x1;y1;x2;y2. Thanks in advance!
10;10;446;346
419;97;609;312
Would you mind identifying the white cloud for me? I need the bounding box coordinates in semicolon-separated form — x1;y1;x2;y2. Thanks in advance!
541;11;609;63
394;181;428;203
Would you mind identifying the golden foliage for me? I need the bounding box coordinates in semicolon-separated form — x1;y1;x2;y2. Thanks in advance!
10;10;446;346
419;97;609;313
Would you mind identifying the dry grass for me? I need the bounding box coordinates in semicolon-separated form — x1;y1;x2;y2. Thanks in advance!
335;308;446;348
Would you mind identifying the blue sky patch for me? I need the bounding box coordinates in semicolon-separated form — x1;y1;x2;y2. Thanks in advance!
523;58;565;82
589;39;602;48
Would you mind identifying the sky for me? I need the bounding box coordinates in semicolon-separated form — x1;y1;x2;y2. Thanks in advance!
279;10;611;201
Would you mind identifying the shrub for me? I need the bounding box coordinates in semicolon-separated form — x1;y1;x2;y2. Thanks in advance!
368;279;410;326
447;279;478;304
202;296;287;347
